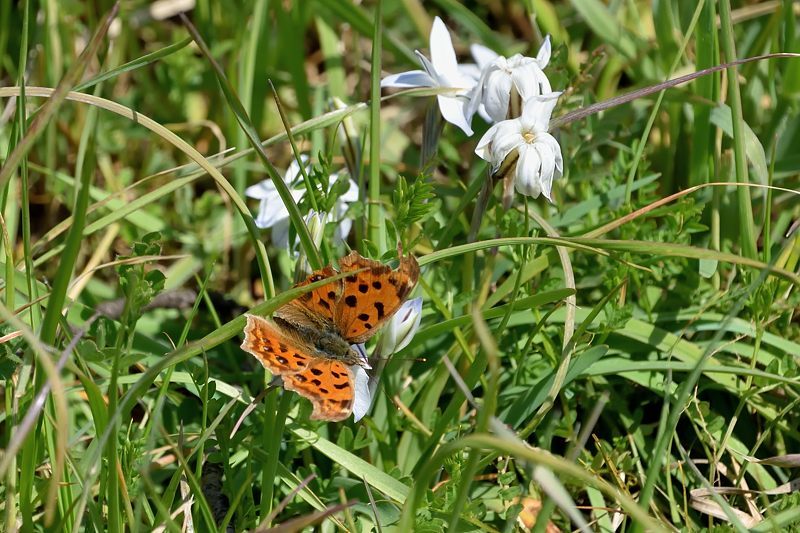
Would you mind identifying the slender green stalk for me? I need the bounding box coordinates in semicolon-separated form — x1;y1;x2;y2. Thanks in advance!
367;1;384;251
719;0;758;260
269;80;319;212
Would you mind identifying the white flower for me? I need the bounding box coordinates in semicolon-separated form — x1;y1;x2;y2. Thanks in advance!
378;297;423;355
467;36;553;123
351;365;371;422
245;156;358;248
458;44;499;123
475;93;563;200
381;16;476;136
351;344;372;422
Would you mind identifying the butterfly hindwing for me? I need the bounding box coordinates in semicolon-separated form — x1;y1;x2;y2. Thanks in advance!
241;314;316;375
335;251;420;344
282;359;355;421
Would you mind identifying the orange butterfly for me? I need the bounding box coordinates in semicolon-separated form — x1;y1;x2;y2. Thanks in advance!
241;251;420;421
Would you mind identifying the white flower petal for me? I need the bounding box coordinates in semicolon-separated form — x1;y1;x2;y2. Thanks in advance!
429;17;460;80
381;70;435;88
487;116;525;150
390;297;423;353
520;92;561;131
483;70;513;122
270;218;292;248
340;178;360;203
540;133;564;181
254;197;288;229
511;63;550;101
471;43;499;68
351;365;372;422
245;179;279;200
436;94;473;136
284;154;310;184
533;142;556;201
459;62;482;83
515;144;543;198
474;123;501;160
536;35;552;69
335;218;353;243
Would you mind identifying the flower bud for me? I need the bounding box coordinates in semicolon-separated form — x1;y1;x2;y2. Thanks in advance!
294;210;327;280
379;297;423;355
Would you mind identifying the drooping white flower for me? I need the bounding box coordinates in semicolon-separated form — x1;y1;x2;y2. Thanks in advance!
351;343;371;422
245;156;358;248
381;16;476;135
355;297;423;421
467;36;553;123
474;93;563;200
378;297;423;355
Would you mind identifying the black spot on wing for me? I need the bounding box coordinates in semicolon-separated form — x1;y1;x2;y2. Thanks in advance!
372;281;382;289
358;313;370;321
374;302;385;319
345;295;357;307
358;283;368;293
310;368;323;376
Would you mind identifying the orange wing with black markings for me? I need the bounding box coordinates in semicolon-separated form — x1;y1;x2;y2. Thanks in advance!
273;266;342;329
334;251;420;344
282;359;355;421
241;314;315;374
241;315;356;421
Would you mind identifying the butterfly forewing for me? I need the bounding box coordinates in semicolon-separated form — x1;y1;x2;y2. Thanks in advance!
282;359;355;421
241;315;317;374
335;251;420;344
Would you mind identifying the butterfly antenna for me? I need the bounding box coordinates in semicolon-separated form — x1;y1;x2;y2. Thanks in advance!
368;355;427;364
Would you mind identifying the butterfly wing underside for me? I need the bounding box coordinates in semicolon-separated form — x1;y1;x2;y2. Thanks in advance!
334;251;420;344
241;314;355;421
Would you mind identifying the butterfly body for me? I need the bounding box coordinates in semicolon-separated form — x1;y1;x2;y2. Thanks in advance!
273;317;364;367
241;251;419;421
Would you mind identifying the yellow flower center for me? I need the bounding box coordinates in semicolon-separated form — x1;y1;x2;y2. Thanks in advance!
523;131;536;144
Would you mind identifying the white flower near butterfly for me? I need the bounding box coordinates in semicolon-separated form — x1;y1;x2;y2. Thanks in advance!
245;156;358;248
353;297;424;422
381;16;476;136
467;36;553;123
351;342;372;422
475;93;563;200
378;297;423;355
